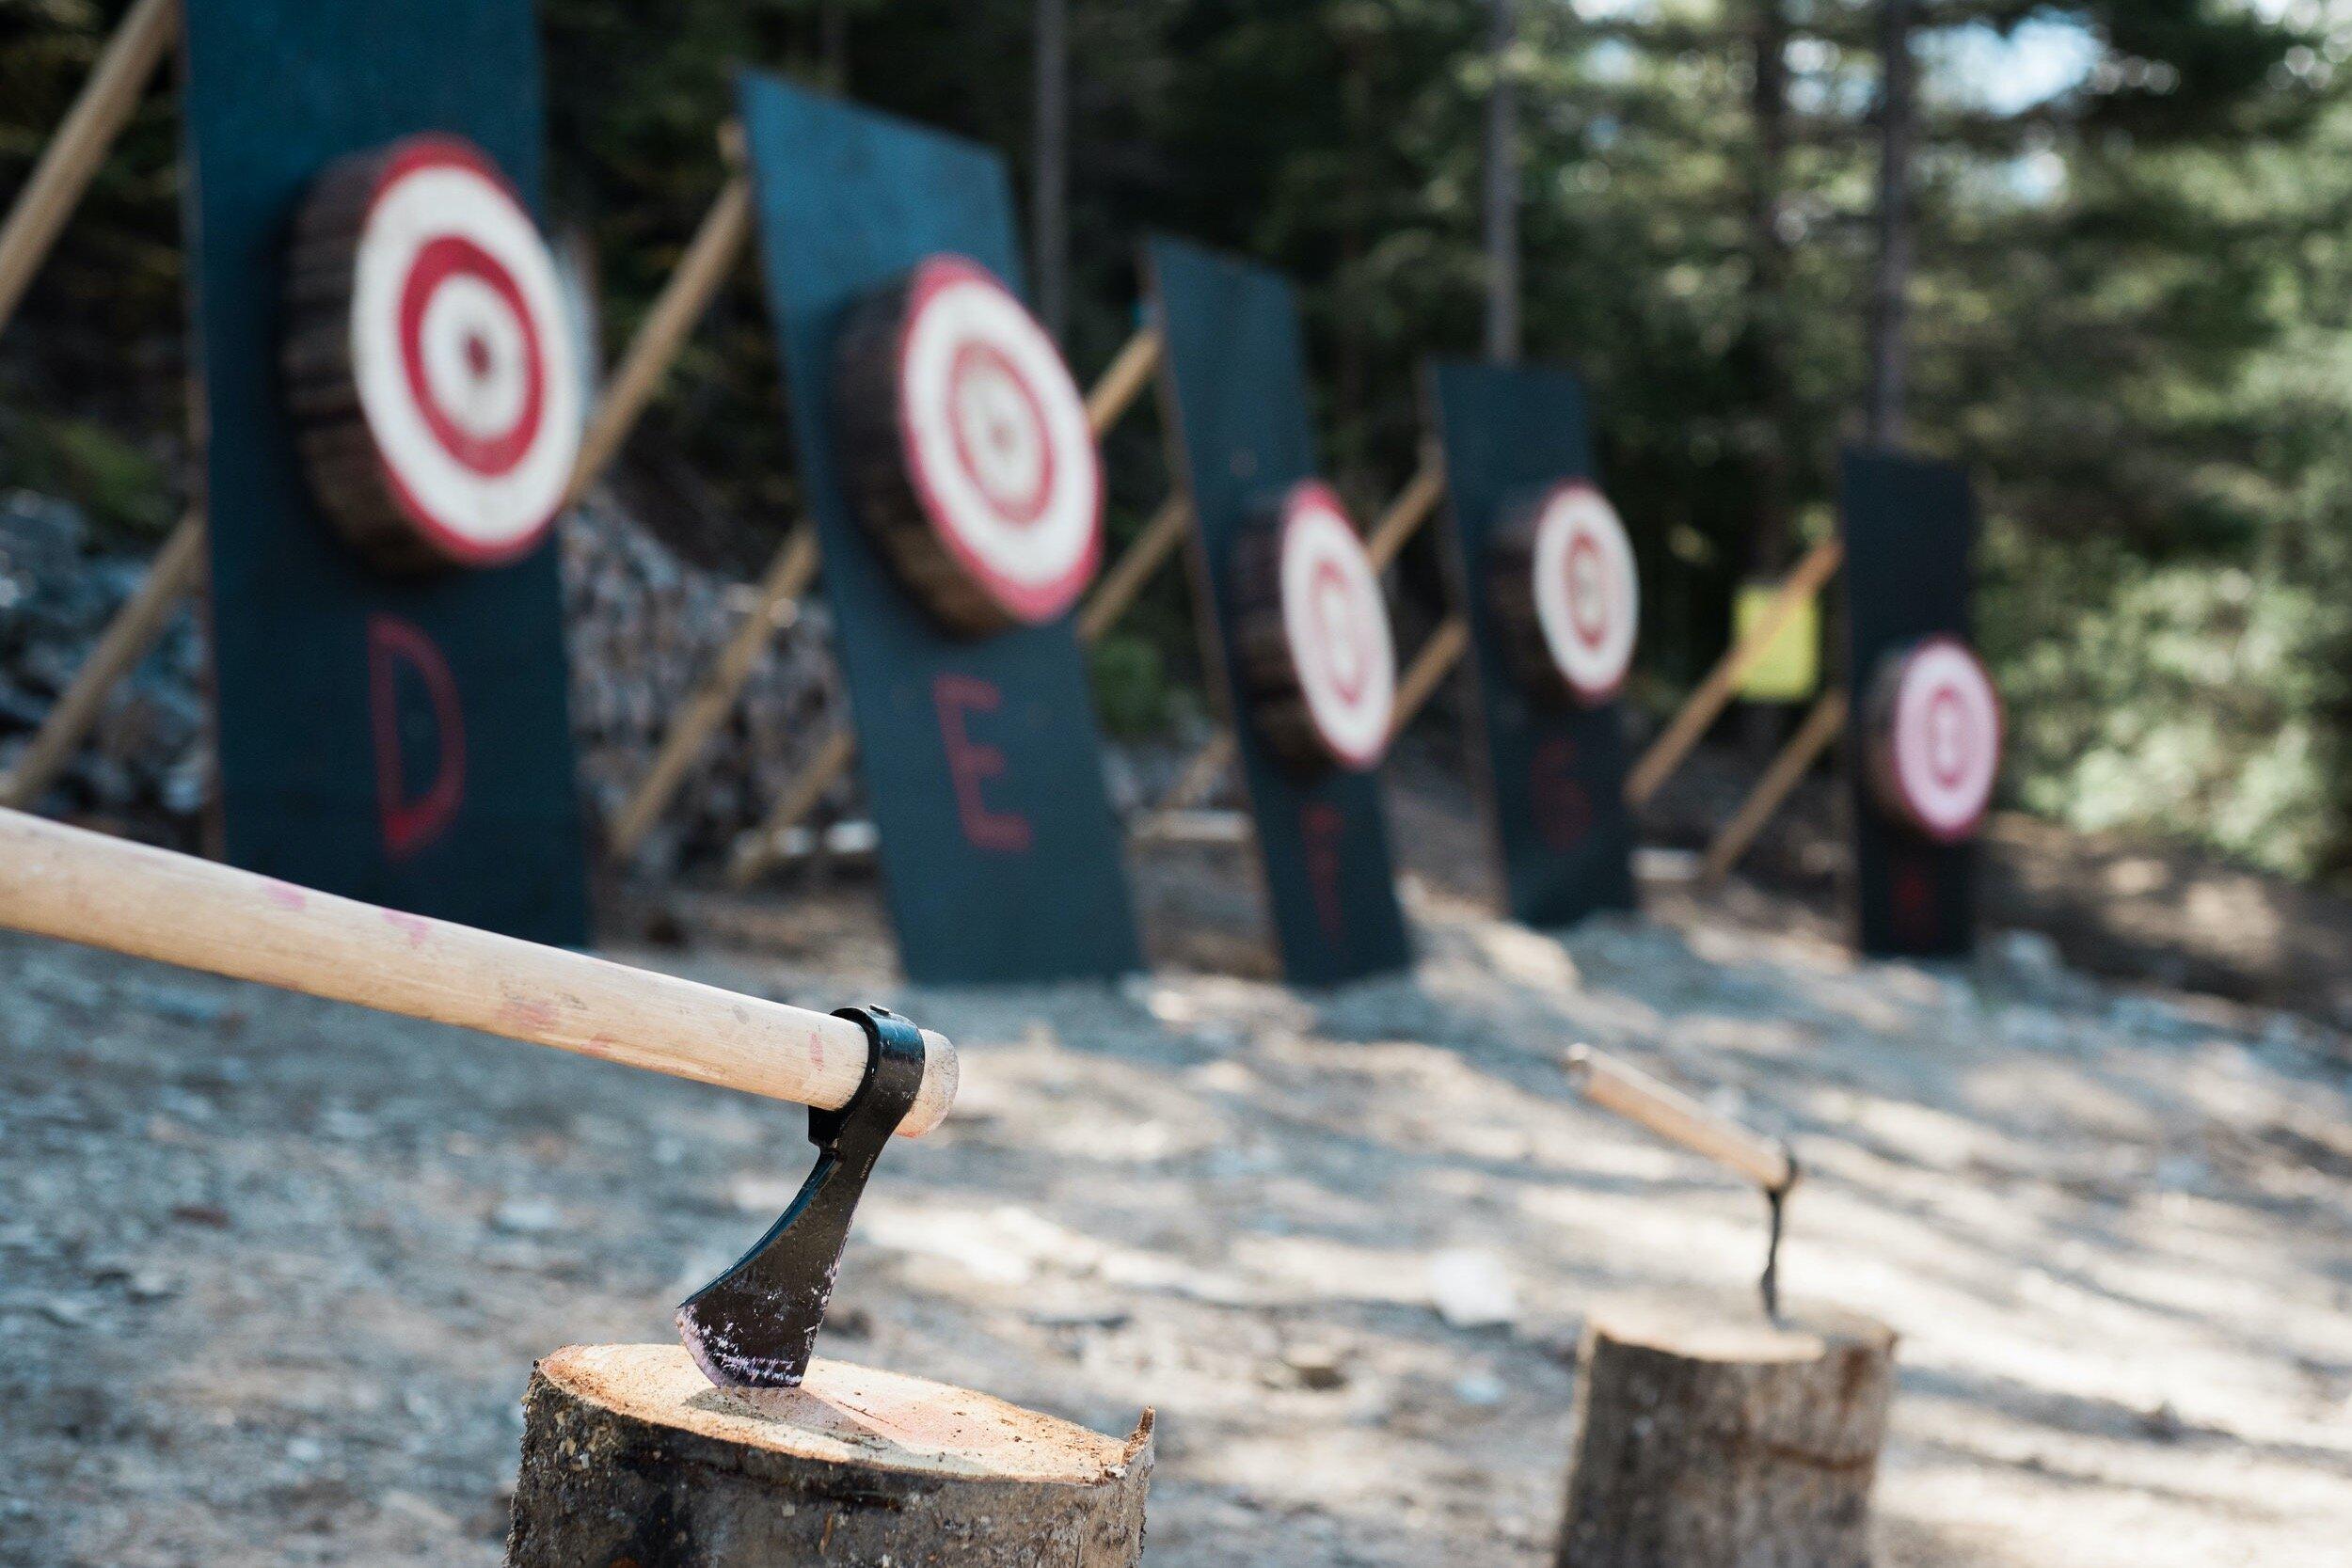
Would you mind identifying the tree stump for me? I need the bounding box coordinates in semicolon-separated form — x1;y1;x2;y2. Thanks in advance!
506;1343;1153;1567
1553;1298;1897;1568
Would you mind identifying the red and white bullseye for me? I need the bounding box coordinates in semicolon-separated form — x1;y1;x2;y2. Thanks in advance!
894;256;1102;626
325;135;580;568
1528;482;1638;705
1275;483;1397;770
1868;636;2001;842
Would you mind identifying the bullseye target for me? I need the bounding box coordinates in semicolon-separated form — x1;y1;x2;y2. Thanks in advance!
1491;481;1637;706
1233;482;1398;772
283;135;581;573
1865;636;2002;843
834;255;1103;636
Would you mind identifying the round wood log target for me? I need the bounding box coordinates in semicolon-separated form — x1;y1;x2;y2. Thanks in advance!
1490;480;1638;706
834;254;1104;636
282;135;582;573
1232;481;1398;772
1864;634;2002;842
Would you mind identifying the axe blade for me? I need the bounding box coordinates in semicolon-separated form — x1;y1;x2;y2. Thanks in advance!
675;1006;926;1388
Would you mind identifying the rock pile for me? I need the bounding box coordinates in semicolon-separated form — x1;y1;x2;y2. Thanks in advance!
563;492;846;873
0;493;208;840
0;488;849;871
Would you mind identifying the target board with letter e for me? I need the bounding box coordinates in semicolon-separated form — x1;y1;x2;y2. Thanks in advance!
1146;237;1409;986
735;71;1139;985
1427;360;1637;928
178;0;587;944
1840;449;1997;958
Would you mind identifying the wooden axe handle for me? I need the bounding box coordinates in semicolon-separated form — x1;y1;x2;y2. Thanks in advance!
0;809;956;1135
1565;1044;1793;1193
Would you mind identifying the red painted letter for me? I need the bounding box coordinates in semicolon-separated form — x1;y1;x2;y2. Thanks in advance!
367;614;466;860
1890;853;1938;945
933;673;1033;853
1302;801;1346;944
1530;736;1593;851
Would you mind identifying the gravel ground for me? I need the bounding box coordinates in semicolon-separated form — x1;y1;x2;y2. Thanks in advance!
4;859;2351;1566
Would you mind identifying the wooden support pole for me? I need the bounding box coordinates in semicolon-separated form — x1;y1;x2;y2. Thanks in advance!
1387;614;1469;740
1069;331;1183;642
0;510;203;810
606;527;818;859
1698;689;1847;885
1076;494;1188;645
1553;1300;1895;1568
0;0;180;339
727;727;858;888
507;1344;1152;1567
1364;458;1445;571
1625;536;1842;808
564;172;754;507
0;806;960;1133
1085;326;1161;436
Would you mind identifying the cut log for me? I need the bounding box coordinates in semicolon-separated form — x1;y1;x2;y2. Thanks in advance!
506;1343;1153;1567
1553;1297;1897;1568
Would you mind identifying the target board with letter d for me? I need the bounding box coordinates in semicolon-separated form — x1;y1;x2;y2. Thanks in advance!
1427;359;1638;928
1146;237;1410;986
178;0;587;944
1840;449;1999;958
736;71;1139;986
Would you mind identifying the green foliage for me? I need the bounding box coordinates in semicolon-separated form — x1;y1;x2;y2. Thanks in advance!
0;407;169;539
1089;630;1175;739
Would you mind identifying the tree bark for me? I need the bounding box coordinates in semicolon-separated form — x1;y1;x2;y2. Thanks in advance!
1485;0;1521;364
1864;0;1917;448
1553;1298;1897;1568
1743;0;1794;567
506;1343;1153;1568
1740;0;1798;762
1031;0;1070;340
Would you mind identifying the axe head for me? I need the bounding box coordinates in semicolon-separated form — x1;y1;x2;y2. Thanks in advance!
675;1005;926;1388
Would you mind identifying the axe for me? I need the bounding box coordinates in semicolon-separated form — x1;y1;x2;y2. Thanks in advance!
0;807;957;1388
1564;1044;1799;1317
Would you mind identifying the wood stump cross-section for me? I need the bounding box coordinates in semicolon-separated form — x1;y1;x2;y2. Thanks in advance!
505;1343;1152;1567
1553;1298;1898;1568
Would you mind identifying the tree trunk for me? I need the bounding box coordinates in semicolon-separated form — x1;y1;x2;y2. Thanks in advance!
1031;0;1070;340
1484;0;1521;364
1864;0;1917;448
1743;0;1793;568
1740;0;1797;763
1553;1298;1897;1568
506;1343;1153;1568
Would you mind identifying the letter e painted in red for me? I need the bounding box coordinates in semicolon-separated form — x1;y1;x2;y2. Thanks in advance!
933;673;1033;853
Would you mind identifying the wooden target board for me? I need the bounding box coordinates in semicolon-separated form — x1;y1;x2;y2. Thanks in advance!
1427;360;1637;928
179;0;586;944
1839;449;1986;958
1146;238;1409;986
735;72;1139;985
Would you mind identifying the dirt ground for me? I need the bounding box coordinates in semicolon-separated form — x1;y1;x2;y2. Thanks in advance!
5;820;2352;1566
